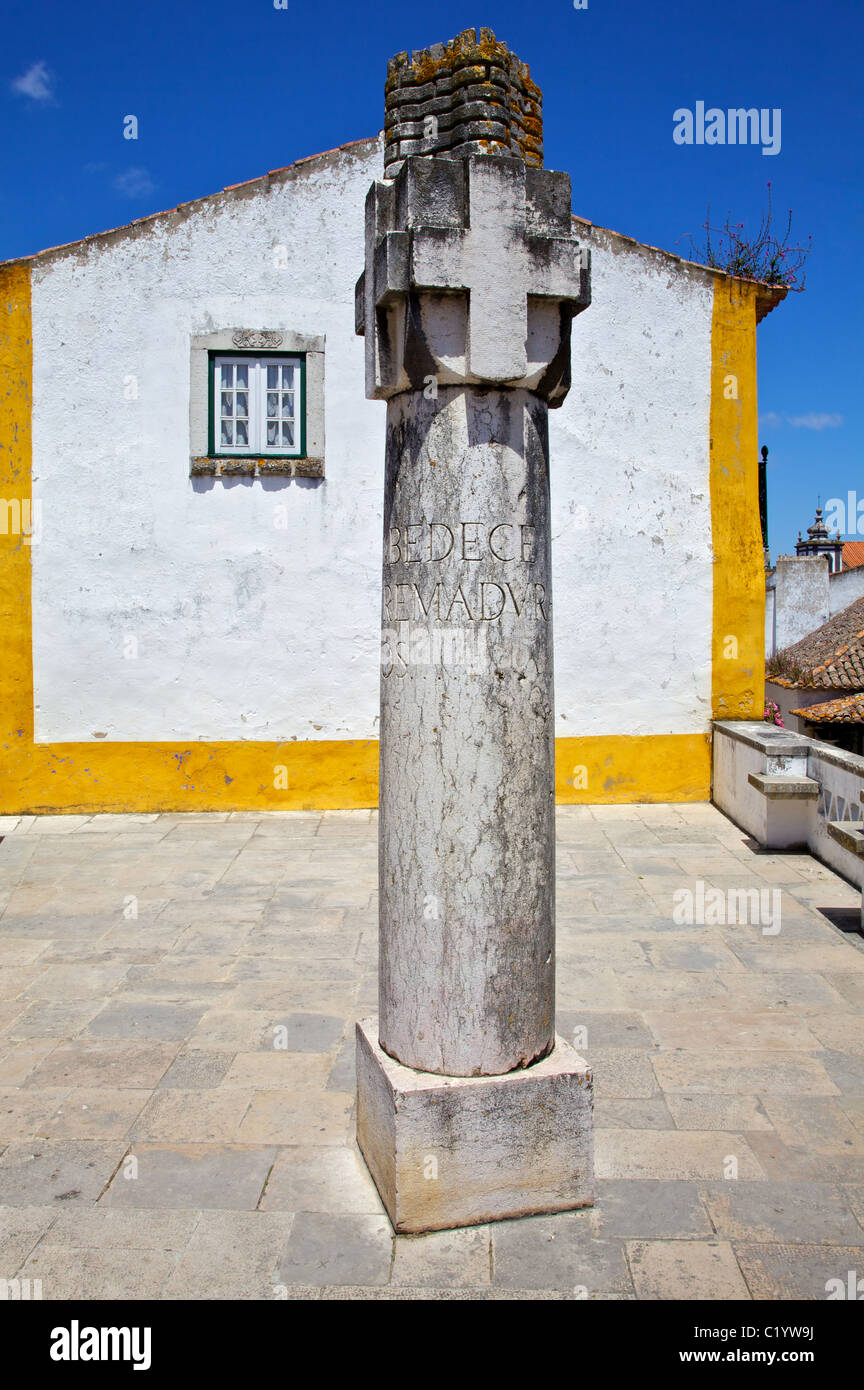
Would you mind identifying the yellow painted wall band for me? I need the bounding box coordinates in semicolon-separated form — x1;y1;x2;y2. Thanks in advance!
709;277;764;721
0;263;34;770
555;733;711;804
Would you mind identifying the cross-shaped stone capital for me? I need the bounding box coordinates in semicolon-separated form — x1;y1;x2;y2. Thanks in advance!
356;155;590;398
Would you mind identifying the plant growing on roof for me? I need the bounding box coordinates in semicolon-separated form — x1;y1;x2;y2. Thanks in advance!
690;184;811;290
766;650;809;685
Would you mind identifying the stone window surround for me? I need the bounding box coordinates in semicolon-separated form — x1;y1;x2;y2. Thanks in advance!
189;329;324;477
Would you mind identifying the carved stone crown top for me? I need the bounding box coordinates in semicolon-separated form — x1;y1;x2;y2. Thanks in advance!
384;28;543;179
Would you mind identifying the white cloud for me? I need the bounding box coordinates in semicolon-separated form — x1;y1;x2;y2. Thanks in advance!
11;60;55;103
113;167;156;199
787;412;844;430
759;411;844;431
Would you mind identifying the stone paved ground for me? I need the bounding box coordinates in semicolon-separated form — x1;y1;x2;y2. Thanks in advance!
0;802;863;1300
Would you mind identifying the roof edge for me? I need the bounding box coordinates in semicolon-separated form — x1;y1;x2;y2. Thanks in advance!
0;137;793;315
571;213;789;314
0;135;382;270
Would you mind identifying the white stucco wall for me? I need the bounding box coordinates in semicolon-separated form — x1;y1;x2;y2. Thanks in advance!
29;137;715;744
551;226;714;735
765;554;829;657
829;562;864;616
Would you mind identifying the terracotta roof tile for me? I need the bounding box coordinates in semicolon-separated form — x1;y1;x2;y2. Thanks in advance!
842;542;864;570
769;596;864;690
791;692;864;724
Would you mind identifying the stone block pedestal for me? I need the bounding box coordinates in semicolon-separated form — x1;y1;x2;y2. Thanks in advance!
356;1018;594;1233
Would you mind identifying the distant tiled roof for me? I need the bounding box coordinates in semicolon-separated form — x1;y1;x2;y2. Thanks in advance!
770;596;864;690
791;692;864;724
842;542;864;570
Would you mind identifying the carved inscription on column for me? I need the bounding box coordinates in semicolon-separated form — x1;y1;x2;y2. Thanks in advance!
381;517;549;677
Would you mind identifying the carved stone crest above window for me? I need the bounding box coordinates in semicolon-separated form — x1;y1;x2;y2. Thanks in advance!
232;330;284;349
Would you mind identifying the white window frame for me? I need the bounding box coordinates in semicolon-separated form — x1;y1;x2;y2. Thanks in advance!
212;354;304;458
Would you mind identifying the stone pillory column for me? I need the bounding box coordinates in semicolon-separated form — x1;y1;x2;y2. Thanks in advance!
355;29;594;1233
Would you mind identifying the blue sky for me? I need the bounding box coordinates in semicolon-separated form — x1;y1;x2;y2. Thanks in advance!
2;0;861;558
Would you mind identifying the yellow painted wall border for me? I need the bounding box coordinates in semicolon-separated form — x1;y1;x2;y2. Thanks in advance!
555;734;710;804
1;261;762;813
709;277;764;722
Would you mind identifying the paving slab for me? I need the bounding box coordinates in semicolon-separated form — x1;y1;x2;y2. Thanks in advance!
593;1097;675;1130
0;1204;58;1270
261;1145;384;1215
391;1226;491;1287
666;1095;773;1132
0;1088;72;1144
627;1239;750;1300
760;1096;864;1157
277;1212;393;1287
703;1180;862;1245
490;1214;634;1299
157;1050;235;1089
44;1205;199;1250
10;1002;103;1039
163;1210;295;1299
237;1088;353;1146
86;1002;207;1041
592;1180;712;1240
17;1244;178;1299
25;1040;178;1089
818;1050;864;1095
581;1047;660;1099
0;1139;127;1206
32;1087;149;1141
596;1129;765;1181
735;1242;864;1300
100;1144;277;1210
131;1089;255;1143
652;1049;841;1096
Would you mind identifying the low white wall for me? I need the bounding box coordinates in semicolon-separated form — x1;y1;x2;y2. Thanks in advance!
714;720;864;887
713;724;770;843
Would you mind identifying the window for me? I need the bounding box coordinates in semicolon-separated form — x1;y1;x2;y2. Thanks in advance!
210;354;305;457
189;331;323;478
